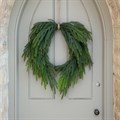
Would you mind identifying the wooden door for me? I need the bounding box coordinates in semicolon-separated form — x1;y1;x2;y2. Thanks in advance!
9;0;106;120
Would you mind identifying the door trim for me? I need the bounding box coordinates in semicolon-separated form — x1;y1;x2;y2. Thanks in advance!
8;0;113;119
96;1;113;119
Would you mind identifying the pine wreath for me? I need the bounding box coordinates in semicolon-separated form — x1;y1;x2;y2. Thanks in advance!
22;20;93;98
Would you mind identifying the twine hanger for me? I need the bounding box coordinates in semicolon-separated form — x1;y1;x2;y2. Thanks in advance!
57;0;61;30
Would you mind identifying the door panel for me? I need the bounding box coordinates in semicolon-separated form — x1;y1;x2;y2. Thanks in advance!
29;0;55;99
13;0;103;119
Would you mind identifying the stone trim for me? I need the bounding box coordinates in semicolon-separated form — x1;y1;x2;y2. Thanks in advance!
113;29;120;120
106;0;120;25
105;1;120;120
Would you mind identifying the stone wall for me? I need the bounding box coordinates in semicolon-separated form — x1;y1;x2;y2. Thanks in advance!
0;0;120;120
106;0;120;119
0;0;15;119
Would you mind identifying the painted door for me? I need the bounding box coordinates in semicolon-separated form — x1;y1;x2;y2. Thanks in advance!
9;0;104;120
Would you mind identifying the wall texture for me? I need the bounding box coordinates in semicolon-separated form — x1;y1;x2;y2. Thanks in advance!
0;0;15;119
106;0;120;119
0;0;120;120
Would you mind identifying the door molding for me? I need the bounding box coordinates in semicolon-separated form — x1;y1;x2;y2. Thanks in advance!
95;1;113;119
8;0;113;119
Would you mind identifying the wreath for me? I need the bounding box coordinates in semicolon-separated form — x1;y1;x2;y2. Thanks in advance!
22;20;93;98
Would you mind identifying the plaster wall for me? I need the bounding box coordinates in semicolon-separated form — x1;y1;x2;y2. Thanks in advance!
106;0;120;119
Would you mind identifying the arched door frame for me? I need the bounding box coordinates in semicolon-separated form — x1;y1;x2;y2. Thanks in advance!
8;0;113;120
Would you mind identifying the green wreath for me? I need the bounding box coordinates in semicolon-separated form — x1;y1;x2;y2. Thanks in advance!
22;20;93;98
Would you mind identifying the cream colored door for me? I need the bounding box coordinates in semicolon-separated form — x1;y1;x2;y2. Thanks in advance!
9;0;105;120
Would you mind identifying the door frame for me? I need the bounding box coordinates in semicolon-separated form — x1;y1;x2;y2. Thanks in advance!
8;0;113;120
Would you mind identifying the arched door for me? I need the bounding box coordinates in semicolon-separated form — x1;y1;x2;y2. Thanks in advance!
8;0;113;120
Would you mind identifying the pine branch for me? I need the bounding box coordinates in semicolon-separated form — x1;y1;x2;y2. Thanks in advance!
22;20;93;99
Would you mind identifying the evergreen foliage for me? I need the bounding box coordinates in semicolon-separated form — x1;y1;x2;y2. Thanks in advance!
22;20;93;98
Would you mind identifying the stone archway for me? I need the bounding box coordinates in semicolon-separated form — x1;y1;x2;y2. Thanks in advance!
0;0;120;119
106;0;120;119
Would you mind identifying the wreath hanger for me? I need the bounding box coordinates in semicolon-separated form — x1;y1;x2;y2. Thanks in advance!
22;0;93;99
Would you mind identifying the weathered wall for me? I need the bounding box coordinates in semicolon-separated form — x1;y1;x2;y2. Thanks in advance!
0;0;120;120
0;0;15;119
106;0;120;119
